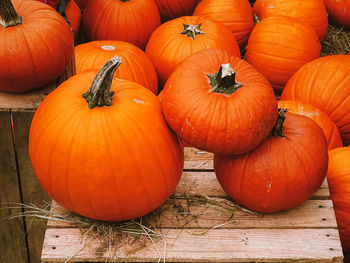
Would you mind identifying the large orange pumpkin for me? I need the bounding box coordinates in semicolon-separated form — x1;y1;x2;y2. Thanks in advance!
193;0;254;49
253;0;328;40
82;0;161;50
281;55;350;145
161;48;278;155
214;109;329;213
323;0;350;29
29;57;184;221
278;100;343;151
327;147;350;253
0;0;74;92
245;16;321;92
154;0;198;22
75;40;158;94
145;16;241;86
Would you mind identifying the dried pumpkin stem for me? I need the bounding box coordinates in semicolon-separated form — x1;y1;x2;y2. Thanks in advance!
82;56;122;109
0;0;23;28
209;63;243;95
269;108;289;137
180;24;204;39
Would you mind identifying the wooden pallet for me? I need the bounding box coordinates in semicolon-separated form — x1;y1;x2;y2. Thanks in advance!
41;148;343;263
0;57;75;263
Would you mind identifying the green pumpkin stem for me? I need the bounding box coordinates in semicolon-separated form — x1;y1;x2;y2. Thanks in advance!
209;63;243;95
269;108;289;137
180;24;204;39
82;56;122;109
0;0;23;28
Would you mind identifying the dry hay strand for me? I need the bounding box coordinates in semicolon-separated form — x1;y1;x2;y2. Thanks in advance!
321;25;350;56
3;196;259;262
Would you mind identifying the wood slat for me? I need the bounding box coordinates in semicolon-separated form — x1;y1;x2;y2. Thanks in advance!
47;198;337;229
0;110;28;263
41;228;343;263
12;110;51;263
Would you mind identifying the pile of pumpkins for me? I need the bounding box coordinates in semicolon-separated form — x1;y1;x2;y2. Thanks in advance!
1;0;349;255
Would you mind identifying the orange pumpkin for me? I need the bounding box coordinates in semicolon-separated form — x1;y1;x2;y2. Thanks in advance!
214;109;328;213
323;0;350;29
327;147;350;253
161;48;278;154
278;100;343;151
145;16;241;86
0;0;74;92
245;16;321;92
154;0;198;22
253;0;328;40
281;55;350;145
29;57;184;221
63;0;81;35
82;0;161;50
75;40;158;94
193;0;254;49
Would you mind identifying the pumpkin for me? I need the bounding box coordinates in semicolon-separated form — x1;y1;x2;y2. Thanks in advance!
82;0;161;50
278;100;343;151
35;0;81;35
281;55;350;145
154;0;198;22
29;56;184;221
193;0;254;49
214;108;328;213
161;48;278;154
145;16;241;87
75;40;158;94
323;0;350;29
0;0;74;93
327;147;350;253
245;16;321;92
253;0;328;40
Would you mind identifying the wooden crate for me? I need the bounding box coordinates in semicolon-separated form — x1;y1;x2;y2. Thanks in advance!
0;59;75;263
41;148;344;263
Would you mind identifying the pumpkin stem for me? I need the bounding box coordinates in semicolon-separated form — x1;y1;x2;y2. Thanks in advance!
269;108;289;137
82;56;122;109
0;0;23;28
208;63;243;95
180;24;204;39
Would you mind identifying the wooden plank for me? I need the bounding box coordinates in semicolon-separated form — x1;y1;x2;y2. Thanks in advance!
12;110;51;263
41;228;343;263
47;199;337;229
0;110;28;263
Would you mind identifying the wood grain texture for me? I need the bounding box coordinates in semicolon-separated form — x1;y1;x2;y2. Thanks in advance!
12;110;51;263
0;110;28;263
47;199;337;229
41;228;343;263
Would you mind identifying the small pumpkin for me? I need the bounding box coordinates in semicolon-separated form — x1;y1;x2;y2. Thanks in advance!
253;0;328;40
82;0;161;50
29;56;184;221
281;55;350;145
75;40;158;94
154;0;198;22
278;100;343;151
161;48;278;155
327;147;350;253
214;108;328;213
0;0;74;92
323;0;350;29
193;0;254;49
245;16;321;92
145;16;241;86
